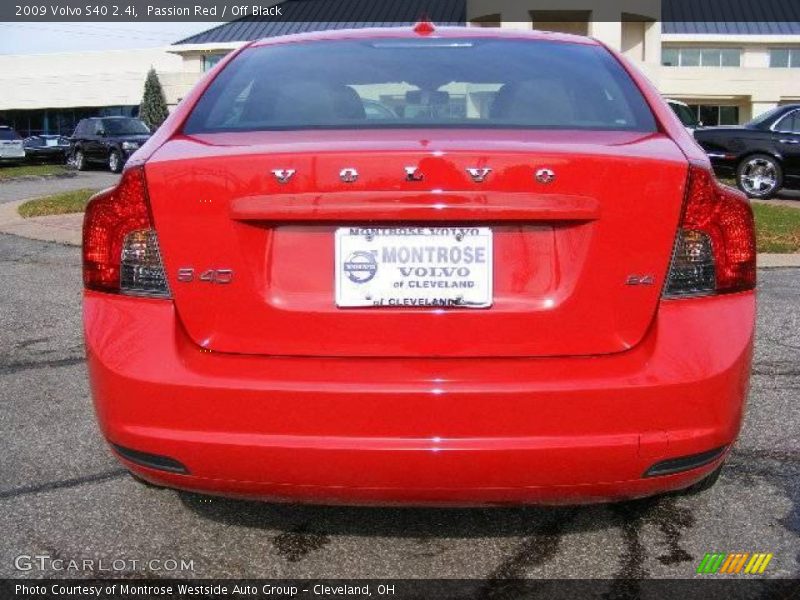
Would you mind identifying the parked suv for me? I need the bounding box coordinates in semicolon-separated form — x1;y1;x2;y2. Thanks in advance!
70;117;151;173
0;126;26;164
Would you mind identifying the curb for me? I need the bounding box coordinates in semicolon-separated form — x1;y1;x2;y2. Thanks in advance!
0;171;77;184
1;201;800;267
0;199;82;246
757;254;800;268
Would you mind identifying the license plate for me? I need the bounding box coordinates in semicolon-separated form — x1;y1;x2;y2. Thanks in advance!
46;139;58;147
335;226;493;308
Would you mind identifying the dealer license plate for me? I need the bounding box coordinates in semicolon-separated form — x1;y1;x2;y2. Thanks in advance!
335;226;493;308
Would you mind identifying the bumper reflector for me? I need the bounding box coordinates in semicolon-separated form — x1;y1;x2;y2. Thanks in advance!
111;443;189;474
643;446;727;478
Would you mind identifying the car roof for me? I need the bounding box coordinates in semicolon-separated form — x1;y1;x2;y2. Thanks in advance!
250;24;600;49
81;116;136;121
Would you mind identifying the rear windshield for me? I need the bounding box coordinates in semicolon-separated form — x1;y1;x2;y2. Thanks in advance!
184;38;657;133
0;129;21;140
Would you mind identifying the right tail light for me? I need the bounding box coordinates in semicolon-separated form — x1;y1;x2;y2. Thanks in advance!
664;164;756;297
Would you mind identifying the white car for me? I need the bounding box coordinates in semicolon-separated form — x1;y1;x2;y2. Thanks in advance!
0;126;26;163
667;99;701;133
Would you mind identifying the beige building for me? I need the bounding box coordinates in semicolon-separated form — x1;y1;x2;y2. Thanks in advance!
1;0;799;135
465;0;800;124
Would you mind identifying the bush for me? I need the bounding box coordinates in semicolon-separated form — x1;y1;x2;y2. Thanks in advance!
139;68;169;131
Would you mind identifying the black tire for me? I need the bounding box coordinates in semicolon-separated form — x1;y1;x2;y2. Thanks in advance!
73;149;87;171
736;153;783;199
108;149;123;173
682;463;724;496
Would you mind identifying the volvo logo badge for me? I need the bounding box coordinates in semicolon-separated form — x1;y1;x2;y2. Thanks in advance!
404;166;424;182
343;251;378;284
340;168;359;183
466;167;491;183
535;168;556;184
271;168;295;184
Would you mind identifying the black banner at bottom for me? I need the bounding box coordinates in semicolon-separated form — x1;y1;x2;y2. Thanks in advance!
3;579;799;600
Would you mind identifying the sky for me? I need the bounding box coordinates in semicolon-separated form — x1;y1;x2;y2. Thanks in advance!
0;22;226;54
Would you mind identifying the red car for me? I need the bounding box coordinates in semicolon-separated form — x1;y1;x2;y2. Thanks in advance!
83;25;756;506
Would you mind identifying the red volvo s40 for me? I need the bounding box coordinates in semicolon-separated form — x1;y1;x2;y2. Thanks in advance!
83;25;756;505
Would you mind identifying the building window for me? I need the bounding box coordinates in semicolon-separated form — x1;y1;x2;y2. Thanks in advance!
0;106;137;137
530;11;590;36
662;47;741;67
770;48;800;67
202;53;228;72
470;13;500;27
687;104;740;126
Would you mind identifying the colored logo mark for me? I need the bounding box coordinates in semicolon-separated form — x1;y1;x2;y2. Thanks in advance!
697;552;773;574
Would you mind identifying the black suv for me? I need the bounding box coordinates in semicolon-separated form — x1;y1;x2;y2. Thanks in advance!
70;117;151;173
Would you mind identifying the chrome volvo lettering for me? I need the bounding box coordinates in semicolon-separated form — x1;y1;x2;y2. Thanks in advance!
466;167;491;182
404;166;424;181
340;167;359;183
271;169;295;184
535;168;556;184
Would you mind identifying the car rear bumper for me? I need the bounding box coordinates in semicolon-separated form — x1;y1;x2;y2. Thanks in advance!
27;147;67;156
84;291;754;506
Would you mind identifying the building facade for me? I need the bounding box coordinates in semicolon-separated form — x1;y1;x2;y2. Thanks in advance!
0;48;185;137
1;0;799;136
168;0;800;126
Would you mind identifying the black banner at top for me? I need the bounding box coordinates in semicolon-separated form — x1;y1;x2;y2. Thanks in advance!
3;0;800;24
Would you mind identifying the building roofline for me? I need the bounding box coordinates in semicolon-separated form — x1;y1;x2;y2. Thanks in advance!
167;41;247;54
663;33;800;43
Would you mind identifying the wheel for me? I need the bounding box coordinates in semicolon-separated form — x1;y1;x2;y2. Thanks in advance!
682;463;724;496
108;149;123;173
73;149;87;171
736;154;782;199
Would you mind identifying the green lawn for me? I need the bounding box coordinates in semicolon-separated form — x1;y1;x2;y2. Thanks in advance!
0;163;71;181
17;188;97;218
752;203;800;253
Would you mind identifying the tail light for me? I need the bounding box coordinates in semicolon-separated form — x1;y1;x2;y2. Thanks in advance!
83;167;170;297
664;164;756;298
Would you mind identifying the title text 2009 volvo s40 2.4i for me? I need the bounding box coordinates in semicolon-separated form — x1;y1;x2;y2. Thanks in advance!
83;24;756;506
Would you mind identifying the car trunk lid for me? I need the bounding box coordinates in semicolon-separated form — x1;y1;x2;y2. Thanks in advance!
145;129;687;358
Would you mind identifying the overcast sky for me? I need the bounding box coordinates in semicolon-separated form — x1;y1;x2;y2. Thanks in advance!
0;22;226;54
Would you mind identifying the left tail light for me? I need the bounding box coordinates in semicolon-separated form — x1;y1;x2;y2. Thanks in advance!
83;166;170;297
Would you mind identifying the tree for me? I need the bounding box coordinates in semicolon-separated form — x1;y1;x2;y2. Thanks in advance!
139;68;169;131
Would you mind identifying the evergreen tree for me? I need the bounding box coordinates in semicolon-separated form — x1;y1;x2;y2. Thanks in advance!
139;68;169;131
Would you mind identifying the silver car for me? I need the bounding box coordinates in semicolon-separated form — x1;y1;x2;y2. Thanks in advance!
0;126;26;163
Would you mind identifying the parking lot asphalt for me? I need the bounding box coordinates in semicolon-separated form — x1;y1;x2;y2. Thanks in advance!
0;231;797;581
